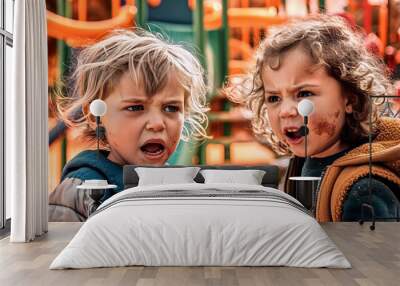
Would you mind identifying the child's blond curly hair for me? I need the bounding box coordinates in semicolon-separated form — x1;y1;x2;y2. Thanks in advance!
230;14;392;155
57;29;209;144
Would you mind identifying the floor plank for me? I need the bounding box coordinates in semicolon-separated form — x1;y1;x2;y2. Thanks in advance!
0;222;399;286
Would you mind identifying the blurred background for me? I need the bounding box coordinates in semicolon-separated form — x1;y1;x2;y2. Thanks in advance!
47;0;400;193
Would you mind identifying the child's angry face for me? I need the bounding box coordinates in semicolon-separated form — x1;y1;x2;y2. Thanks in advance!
261;47;353;158
101;72;185;165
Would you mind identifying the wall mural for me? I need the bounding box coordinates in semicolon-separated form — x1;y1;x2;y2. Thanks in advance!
46;0;400;224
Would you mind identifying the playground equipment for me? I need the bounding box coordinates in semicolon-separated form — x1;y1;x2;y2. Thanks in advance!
47;4;136;47
360;0;389;55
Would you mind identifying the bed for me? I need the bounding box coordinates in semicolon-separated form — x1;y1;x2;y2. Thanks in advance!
49;165;350;269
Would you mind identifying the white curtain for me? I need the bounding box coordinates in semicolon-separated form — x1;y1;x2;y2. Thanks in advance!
7;0;48;242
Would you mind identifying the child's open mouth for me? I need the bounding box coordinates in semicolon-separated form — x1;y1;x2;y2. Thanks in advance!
284;127;304;145
140;142;166;158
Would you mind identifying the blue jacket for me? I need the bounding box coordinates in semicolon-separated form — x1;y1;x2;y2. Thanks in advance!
49;150;123;221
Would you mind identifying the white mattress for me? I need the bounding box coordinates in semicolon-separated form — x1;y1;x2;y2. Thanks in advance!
50;183;351;269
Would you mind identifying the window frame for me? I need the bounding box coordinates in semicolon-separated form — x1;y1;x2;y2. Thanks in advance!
1;0;14;232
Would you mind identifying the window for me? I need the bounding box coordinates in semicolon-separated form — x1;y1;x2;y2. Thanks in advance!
1;0;14;231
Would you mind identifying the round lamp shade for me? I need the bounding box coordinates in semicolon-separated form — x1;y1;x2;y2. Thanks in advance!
297;99;314;116
90;99;107;117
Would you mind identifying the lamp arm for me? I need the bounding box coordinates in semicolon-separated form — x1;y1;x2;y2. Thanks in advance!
304;116;308;159
96;116;100;159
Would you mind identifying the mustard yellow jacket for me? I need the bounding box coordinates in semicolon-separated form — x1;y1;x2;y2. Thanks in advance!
284;117;400;222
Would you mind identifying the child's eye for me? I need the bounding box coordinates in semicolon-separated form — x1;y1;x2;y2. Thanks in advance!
265;95;281;104
127;105;144;112
298;90;314;98
164;105;180;113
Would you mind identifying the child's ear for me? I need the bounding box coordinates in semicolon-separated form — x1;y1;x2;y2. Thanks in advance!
345;102;353;114
344;94;353;114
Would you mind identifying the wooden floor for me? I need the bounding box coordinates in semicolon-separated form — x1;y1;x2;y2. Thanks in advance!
0;222;399;286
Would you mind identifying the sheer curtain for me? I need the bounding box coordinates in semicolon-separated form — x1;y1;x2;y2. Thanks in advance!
7;0;48;242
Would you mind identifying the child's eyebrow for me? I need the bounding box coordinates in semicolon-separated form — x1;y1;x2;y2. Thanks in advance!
289;83;320;92
119;98;184;105
163;100;184;105
264;83;320;94
120;98;146;103
264;89;280;94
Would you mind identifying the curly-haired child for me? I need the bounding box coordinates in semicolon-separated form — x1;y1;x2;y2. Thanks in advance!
230;14;400;222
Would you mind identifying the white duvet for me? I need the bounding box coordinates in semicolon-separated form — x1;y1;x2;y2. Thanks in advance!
50;183;351;269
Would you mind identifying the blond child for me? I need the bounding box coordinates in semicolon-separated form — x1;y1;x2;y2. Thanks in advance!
49;29;209;221
231;15;400;222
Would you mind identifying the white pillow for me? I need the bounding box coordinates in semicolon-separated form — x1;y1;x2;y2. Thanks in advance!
200;169;266;185
135;167;201;186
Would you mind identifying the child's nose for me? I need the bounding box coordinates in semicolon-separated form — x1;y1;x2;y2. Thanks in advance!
279;100;298;118
145;113;166;132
